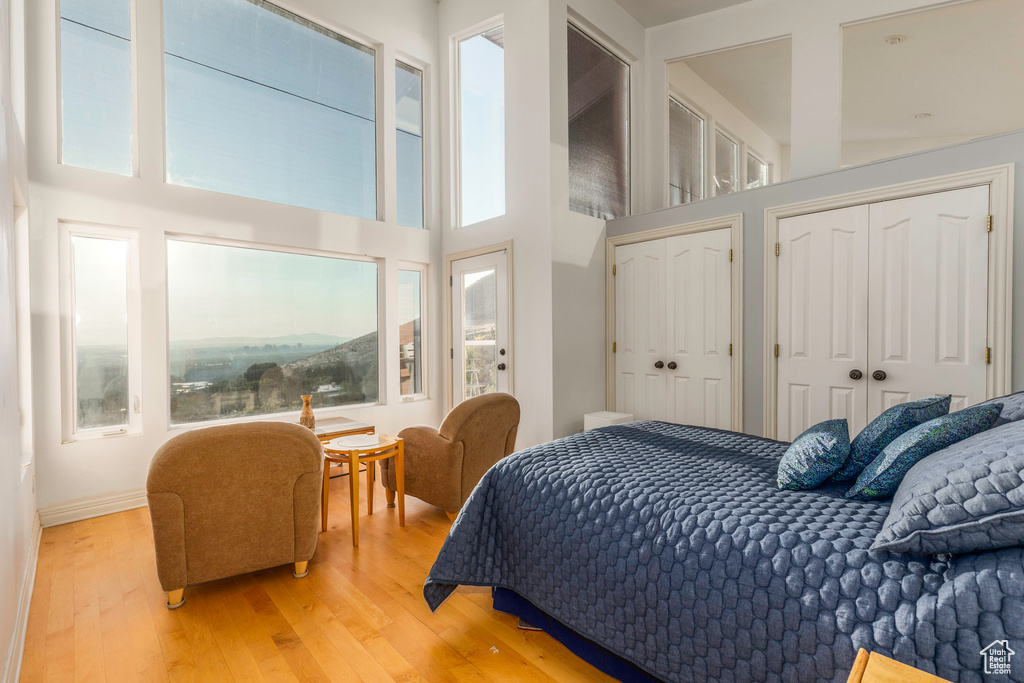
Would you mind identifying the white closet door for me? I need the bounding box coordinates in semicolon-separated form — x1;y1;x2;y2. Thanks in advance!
867;186;989;414
665;229;732;428
777;206;870;441
615;239;667;420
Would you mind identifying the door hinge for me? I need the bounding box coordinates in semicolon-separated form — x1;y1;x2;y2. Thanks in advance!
775;343;779;358
449;275;453;286
612;342;617;353
450;348;454;359
612;264;616;276
775;242;780;257
986;347;991;364
728;343;733;356
987;215;993;232
729;249;733;262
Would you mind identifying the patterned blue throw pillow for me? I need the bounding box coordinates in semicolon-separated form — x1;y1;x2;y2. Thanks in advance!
829;395;951;483
846;403;1003;501
777;419;850;490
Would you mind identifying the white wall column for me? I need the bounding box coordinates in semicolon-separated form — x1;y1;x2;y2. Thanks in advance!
788;17;842;178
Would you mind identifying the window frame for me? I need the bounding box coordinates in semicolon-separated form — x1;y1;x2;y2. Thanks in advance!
566;19;632;219
56;0;140;176
58;221;143;442
158;0;384;220
395;55;428;229
397;261;429;402
745;147;771;189
667;94;706;206
712;125;742;197
452;16;505;229
162;233;386;430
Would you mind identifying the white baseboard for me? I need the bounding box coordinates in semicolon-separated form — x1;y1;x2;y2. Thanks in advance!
3;512;41;683
38;489;148;528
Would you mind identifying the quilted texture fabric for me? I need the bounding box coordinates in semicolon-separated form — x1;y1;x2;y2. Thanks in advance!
424;421;1024;682
777;419;850;490
830;396;951;483
978;391;1024;426
874;419;1024;555
846;403;1003;501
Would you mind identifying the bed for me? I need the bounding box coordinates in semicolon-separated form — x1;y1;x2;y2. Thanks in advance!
423;421;1024;683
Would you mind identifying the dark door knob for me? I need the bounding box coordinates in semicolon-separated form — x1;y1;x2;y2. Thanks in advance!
849;369;863;380
499;348;506;356
667;361;677;370
872;370;887;381
654;361;664;369
497;363;506;371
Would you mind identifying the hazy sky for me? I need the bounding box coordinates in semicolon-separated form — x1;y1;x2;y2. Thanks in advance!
73;236;129;347
460;34;506;226
167;240;378;343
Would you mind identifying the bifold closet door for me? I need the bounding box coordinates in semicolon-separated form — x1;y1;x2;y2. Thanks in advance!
614;239;667;420
777;206;870;441
664;229;732;428
867;186;989;414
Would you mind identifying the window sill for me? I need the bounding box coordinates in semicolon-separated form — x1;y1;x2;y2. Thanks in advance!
62;426;142;444
167;402;382;432
400;394;429;403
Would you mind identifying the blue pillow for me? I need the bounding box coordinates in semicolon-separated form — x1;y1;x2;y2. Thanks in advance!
976;391;1024;427
846;403;1003;501
777;419;850;490
829;395;951;483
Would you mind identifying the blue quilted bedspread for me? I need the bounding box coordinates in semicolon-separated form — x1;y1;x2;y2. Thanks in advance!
424;421;1024;682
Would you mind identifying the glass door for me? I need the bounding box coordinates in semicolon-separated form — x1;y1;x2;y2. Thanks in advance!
450;250;510;406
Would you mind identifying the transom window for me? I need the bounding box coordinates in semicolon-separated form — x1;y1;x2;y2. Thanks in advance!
396;62;425;228
163;0;377;218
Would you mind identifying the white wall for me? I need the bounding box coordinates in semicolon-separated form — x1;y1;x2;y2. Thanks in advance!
642;0;973;214
1;0;39;677
26;0;445;512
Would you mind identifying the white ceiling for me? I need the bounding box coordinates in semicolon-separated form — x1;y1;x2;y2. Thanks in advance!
612;0;753;28
842;0;1024;142
670;39;793;144
666;0;1024;148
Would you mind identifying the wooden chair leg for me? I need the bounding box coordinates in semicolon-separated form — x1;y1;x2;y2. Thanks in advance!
166;589;185;609
445;511;457;522
385;488;396;508
293;561;309;578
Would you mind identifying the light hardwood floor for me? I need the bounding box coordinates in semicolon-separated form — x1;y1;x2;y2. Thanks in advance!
19;468;614;682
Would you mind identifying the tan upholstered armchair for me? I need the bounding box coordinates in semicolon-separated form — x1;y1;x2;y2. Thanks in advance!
379;393;520;520
146;422;323;609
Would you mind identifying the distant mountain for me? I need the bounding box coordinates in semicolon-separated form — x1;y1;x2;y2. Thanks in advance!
170;332;348;348
281;330;379;402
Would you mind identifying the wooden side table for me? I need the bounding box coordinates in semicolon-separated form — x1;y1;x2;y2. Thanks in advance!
313;418;375;479
846;649;951;683
321;434;404;546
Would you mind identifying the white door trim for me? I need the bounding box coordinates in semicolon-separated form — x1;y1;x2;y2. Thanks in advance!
763;164;1014;439
444;241;514;412
606;213;744;431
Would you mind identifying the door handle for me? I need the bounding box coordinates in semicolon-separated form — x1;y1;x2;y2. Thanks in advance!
849;369;863;380
872;370;887;381
654;361;664;369
497;363;506;371
667;361;677;370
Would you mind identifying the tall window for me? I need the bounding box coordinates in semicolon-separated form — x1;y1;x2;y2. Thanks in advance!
458;25;505;227
668;98;704;206
746;152;769;189
396;63;424;228
567;23;630;220
163;0;377;218
713;130;739;196
398;268;424;397
166;239;379;424
61;225;141;438
59;0;133;175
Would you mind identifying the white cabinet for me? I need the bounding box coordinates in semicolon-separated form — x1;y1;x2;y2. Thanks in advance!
776;186;990;440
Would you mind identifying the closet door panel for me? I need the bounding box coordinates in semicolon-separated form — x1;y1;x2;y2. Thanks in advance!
777;206;870;441
665;228;732;429
867;186;989;415
615;240;667;421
